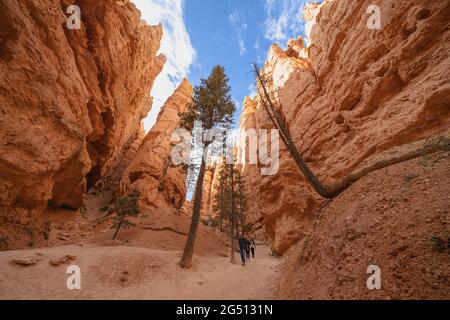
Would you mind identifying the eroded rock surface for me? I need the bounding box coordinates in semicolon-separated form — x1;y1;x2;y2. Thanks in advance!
0;0;164;249
240;0;450;253
118;79;193;211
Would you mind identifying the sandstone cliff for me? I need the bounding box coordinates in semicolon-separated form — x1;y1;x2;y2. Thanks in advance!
201;163;218;216
118;79;193;211
240;0;450;254
0;0;164;249
276;147;450;299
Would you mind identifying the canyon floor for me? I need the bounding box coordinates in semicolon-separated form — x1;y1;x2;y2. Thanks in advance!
0;243;279;300
0;212;280;300
0;185;280;300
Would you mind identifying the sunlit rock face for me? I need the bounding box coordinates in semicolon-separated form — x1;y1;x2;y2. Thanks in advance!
201;163;218;216
239;0;450;254
0;0;164;249
118;79;193;212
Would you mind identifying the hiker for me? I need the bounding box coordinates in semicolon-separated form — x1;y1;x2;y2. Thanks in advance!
238;237;247;266
245;238;251;260
250;238;256;258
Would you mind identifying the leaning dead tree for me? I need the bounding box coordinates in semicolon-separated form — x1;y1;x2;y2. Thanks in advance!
253;63;335;198
253;63;450;199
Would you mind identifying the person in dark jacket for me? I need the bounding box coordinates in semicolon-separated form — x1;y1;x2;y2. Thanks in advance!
250;238;256;258
238;237;247;266
245;238;251;260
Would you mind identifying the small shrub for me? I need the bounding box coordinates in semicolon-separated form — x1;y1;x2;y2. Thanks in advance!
403;174;418;183
110;190;140;240
388;197;397;208
430;235;449;253
25;227;36;247
80;203;88;218
42;222;51;240
0;236;8;251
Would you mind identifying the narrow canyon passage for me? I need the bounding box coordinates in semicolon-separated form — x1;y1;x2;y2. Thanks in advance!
0;244;280;300
1;0;449;301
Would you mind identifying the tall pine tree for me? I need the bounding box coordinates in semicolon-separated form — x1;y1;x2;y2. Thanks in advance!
178;66;235;268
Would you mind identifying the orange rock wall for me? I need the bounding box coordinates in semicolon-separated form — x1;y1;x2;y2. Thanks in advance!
0;0;164;249
240;0;450;253
118;79;193;212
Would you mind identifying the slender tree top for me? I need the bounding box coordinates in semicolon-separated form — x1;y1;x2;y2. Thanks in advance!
179;65;236;132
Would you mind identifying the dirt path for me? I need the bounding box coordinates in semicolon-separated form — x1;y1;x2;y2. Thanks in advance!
0;244;280;300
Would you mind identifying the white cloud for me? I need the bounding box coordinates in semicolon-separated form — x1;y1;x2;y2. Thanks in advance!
228;10;247;56
233;99;241;109
228;12;239;24
248;83;257;97
254;38;260;50
264;0;309;45
238;38;247;56
132;0;195;132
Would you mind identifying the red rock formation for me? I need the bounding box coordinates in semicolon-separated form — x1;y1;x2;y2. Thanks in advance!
104;123;146;191
118;79;193;211
201;163;218;216
0;0;164;249
240;0;450;254
239;97;320;248
276;148;450;299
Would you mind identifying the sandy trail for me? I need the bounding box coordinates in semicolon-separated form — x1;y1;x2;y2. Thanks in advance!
0;244;280;300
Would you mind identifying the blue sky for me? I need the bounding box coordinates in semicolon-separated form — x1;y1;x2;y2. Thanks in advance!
132;0;320;131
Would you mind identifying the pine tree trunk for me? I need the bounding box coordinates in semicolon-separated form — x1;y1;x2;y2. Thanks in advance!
239;192;244;237
112;214;126;240
179;156;207;268
282;134;334;198
219;187;223;232
237;175;245;237
235;196;240;239
229;164;236;263
235;214;240;239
